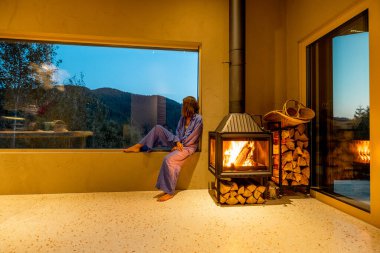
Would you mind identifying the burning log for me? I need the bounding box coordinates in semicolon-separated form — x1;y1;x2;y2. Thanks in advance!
234;142;255;167
223;141;263;171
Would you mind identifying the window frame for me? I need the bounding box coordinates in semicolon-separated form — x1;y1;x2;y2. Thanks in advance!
0;33;202;151
304;8;371;212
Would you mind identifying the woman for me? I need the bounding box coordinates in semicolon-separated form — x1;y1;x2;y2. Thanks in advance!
123;96;203;202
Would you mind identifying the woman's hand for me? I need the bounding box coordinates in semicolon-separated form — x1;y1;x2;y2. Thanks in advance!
171;142;183;152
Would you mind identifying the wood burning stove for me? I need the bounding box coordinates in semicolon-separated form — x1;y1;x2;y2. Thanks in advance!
208;0;273;205
208;113;273;203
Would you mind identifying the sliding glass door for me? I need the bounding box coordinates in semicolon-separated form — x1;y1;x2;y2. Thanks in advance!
307;11;370;211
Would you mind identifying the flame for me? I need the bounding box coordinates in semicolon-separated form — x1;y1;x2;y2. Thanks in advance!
223;141;255;167
353;140;370;163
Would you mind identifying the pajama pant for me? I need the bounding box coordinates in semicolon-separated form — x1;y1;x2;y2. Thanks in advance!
139;125;194;194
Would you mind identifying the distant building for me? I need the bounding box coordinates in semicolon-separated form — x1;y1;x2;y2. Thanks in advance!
130;94;166;132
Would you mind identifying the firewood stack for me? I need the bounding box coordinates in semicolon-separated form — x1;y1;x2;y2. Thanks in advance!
216;179;266;205
271;123;310;186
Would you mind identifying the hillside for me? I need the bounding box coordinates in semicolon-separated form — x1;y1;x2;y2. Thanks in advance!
92;87;132;124
91;87;182;130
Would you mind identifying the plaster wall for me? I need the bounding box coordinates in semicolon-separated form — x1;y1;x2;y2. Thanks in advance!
246;0;380;229
0;0;230;194
285;0;380;228
245;0;286;115
1;0;379;229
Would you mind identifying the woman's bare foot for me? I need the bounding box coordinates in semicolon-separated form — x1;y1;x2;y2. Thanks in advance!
153;192;167;199
122;144;143;153
157;193;174;202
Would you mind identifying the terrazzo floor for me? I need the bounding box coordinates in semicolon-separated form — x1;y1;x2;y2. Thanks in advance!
0;190;380;253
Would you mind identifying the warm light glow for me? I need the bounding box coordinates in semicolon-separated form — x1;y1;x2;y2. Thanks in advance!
353;140;370;163
223;141;256;167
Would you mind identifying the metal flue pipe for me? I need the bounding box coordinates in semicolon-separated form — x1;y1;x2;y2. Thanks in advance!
229;0;245;113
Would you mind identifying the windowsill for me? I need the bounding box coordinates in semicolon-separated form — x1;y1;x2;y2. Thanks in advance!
0;148;202;153
149;147;172;152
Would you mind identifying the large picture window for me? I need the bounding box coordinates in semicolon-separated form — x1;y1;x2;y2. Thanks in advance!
0;40;199;149
307;11;369;211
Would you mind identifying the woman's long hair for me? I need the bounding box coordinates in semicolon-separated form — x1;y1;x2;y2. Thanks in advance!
182;96;199;118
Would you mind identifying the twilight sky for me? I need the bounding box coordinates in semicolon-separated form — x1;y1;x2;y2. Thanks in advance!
54;44;199;103
333;32;369;119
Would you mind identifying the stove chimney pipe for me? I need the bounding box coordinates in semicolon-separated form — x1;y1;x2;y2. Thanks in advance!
229;0;245;113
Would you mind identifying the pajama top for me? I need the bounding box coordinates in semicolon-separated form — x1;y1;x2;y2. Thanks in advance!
154;113;203;194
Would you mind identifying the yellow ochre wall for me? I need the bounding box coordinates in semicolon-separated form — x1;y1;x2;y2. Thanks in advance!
245;0;286;115
284;0;380;229
0;0;230;193
1;0;379;229
246;0;380;228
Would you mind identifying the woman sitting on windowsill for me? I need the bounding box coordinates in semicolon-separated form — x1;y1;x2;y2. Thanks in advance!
123;96;203;202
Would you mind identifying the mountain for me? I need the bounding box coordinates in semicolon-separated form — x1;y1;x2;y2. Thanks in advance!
91;87;182;131
92;87;132;124
0;85;182;148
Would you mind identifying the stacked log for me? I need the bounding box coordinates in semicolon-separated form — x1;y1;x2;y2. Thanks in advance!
271;124;310;186
216;179;266;205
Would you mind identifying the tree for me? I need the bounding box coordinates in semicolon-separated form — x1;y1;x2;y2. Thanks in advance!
0;41;61;116
353;105;369;140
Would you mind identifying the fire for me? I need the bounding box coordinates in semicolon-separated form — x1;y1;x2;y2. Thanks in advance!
223;141;256;168
353;140;370;163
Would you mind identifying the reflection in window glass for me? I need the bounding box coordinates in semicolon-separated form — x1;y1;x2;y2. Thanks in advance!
307;10;369;211
332;32;369;207
0;41;198;149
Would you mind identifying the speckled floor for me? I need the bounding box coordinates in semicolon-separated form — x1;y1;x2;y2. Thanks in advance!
0;190;379;253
